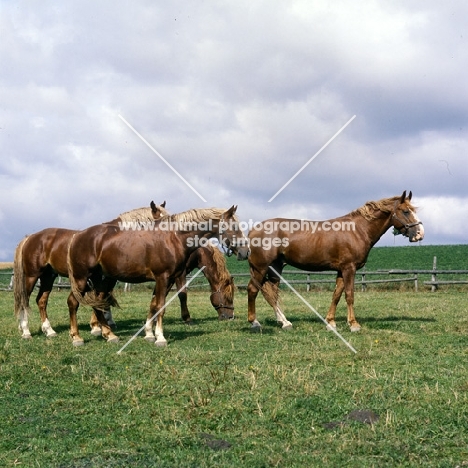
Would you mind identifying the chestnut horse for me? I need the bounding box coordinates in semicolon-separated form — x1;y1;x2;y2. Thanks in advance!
67;206;249;346
247;191;424;332
89;242;236;334
13;201;168;338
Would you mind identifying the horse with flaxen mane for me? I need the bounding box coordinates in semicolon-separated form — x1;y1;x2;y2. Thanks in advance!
89;242;236;334
247;191;424;332
67;206;249;347
13;201;168;339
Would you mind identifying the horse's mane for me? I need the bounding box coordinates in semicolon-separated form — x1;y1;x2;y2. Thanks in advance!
209;244;231;282
206;244;235;300
351;196;417;221
118;205;169;223
160;207;239;225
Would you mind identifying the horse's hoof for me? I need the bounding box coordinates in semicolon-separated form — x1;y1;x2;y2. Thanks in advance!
250;321;262;333
326;324;336;331
350;325;361;332
155;339;167;347
72;339;85;347
281;322;293;330
21;334;32;340
144;335;156;343
107;336;119;343
46;331;57;338
90;327;102;337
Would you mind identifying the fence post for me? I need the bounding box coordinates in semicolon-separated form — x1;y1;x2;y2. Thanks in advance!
361;267;366;292
431;256;438;292
414;273;418;292
306;274;310;292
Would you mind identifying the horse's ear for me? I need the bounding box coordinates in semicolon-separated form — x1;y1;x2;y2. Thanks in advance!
160;200;166;208
400;191;407;203
408;191;412;201
150;201;156;211
225;205;237;217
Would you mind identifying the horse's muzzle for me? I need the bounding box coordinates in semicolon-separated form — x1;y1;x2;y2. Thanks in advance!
236;245;250;260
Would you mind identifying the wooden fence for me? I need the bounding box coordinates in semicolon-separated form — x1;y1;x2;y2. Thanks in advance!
1;256;467;292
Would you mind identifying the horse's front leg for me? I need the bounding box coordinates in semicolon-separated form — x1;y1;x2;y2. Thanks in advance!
67;290;84;346
153;279;168;347
92;307;119;343
325;272;345;330
175;275;191;323
89;310;101;336
247;268;266;331
343;268;360;332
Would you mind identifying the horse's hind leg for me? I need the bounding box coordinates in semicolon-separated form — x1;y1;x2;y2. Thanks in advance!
325;272;345;330
18;276;37;339
343;268;360;332
263;266;292;330
36;272;58;337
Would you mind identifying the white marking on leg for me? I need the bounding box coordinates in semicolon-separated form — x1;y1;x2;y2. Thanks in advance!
90;326;102;336
19;309;32;338
41;319;57;337
144;319;155;342
274;302;292;329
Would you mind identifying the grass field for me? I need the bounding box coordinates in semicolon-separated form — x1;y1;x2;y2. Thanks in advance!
1;279;468;466
1;244;467;466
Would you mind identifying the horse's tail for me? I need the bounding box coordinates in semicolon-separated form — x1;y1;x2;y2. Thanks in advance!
13;236;32;320
259;280;281;308
250;273;281;308
67;234;119;311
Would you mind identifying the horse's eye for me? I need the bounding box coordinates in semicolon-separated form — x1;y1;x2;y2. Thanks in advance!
402;210;410;215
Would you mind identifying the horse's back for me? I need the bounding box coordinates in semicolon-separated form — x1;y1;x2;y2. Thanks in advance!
69;224;181;281
22;227;76;276
248;217;366;271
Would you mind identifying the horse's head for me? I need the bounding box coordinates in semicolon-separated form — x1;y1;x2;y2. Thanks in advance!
219;205;250;260
210;276;235;320
150;200;169;220
392;191;424;242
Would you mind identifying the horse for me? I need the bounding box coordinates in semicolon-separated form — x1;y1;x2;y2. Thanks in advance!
13;201;168;339
67;206;250;346
88;242;236;334
247;191;424;332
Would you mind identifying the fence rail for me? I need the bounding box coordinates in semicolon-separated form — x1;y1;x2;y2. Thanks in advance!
1;256;467;292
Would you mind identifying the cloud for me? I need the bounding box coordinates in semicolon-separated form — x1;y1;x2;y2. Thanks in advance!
0;1;467;259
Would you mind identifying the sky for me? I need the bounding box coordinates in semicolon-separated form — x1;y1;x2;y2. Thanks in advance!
1;0;467;260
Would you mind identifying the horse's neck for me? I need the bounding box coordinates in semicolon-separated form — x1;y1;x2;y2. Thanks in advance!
196;249;221;291
354;211;393;247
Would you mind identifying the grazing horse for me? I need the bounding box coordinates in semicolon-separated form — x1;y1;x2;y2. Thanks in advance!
89;242;236;334
177;243;235;322
13;201;168;338
247;191;424;332
67;206;249;346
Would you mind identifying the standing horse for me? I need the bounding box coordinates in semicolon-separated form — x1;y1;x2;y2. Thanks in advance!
89;242;236;334
13;201;168;338
67;206;249;346
247;191;424;331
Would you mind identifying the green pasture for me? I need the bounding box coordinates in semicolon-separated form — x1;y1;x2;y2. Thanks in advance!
1;281;468;466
